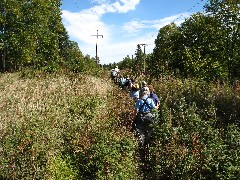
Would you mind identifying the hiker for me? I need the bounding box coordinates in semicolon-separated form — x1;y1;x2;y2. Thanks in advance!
148;85;160;107
114;65;120;73
139;81;150;97
110;69;116;80
119;75;126;89
111;66;120;83
124;77;132;91
129;77;135;90
132;90;159;132
130;82;140;101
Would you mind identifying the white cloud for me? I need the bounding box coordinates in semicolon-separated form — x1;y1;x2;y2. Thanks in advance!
122;19;146;33
91;33;156;64
61;0;141;64
61;0;192;64
86;0;140;15
62;10;105;44
113;0;141;13
122;12;192;34
151;12;192;29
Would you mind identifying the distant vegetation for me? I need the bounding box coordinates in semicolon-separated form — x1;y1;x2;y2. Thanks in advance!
115;0;240;82
0;0;99;73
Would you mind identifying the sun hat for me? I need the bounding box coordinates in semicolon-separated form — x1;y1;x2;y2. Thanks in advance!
133;84;139;89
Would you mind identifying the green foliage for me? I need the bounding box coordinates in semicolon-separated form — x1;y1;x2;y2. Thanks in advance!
1;0;64;71
63;42;99;74
150;1;240;81
147;77;240;179
152;23;181;78
60;86;138;179
48;156;77;180
117;55;133;71
0;72;138;179
134;44;144;76
1;117;63;179
1;0;99;73
1;71;240;179
113;45;145;78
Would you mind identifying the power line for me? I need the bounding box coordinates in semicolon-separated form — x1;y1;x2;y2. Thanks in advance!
143;0;207;47
172;0;206;24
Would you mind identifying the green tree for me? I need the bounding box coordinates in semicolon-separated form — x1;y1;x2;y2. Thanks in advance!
152;23;181;78
205;0;240;80
118;55;132;70
0;0;5;71
0;0;77;72
180;13;228;80
134;44;144;77
151;2;240;82
63;40;84;72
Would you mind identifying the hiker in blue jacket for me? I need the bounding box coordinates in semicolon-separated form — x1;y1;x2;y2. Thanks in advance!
134;91;156;116
132;91;159;127
132;90;159;143
148;85;160;107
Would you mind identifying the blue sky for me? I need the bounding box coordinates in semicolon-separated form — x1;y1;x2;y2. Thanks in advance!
61;0;208;65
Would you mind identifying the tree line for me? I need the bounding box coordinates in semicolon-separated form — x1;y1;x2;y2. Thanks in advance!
0;0;98;73
116;0;240;82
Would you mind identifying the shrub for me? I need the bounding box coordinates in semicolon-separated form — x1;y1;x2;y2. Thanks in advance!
0;72;138;179
149;77;240;179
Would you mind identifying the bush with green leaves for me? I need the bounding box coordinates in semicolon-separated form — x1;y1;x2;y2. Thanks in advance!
0;72;138;179
148;77;240;179
2;70;239;179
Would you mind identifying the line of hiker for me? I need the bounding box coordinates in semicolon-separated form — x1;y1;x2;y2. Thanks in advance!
110;67;161;145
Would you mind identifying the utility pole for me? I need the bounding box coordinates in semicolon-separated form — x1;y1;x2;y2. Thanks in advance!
139;44;148;74
91;30;103;64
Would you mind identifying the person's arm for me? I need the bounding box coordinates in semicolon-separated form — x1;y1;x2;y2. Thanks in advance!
133;99;141;119
155;94;160;108
152;93;160;108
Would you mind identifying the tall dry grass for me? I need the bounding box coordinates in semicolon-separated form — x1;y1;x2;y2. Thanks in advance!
0;72;138;179
0;73;111;130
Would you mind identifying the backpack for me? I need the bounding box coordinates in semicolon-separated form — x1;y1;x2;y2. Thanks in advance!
125;79;131;88
150;93;159;106
134;98;156;131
